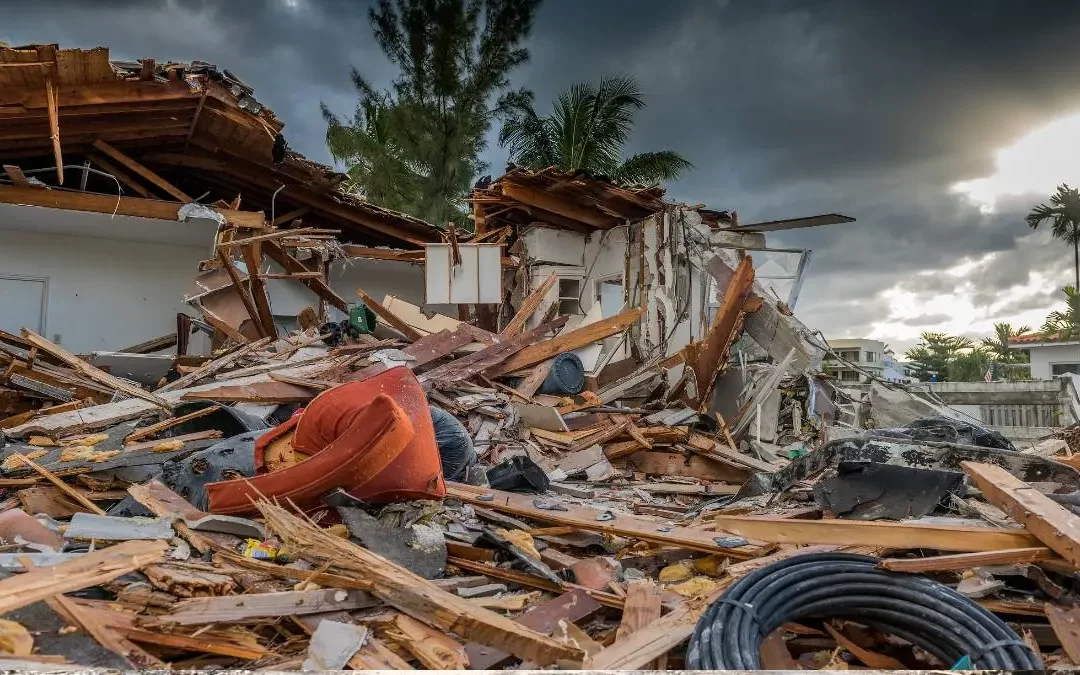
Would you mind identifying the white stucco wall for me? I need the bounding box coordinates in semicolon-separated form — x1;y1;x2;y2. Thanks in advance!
1028;343;1080;379
0;228;209;352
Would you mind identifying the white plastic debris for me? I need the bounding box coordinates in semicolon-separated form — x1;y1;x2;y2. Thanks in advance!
177;202;227;225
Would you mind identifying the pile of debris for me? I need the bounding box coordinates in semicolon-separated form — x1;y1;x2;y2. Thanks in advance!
1;224;1080;671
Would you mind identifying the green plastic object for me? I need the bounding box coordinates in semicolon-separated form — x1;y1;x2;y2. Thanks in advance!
349;302;378;335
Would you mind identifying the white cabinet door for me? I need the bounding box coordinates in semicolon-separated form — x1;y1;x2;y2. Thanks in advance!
0;276;46;335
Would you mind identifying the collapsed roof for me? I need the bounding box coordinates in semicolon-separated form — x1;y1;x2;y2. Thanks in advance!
0;44;442;248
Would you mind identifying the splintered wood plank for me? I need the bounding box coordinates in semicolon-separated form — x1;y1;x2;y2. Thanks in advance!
420;317;568;389
240;243;278;339
615;580;662;643
516;359;553;398
446;557;623;610
92;139;191;202
44;68;63;184
357;289;423;340
623;450;750;483
487;308;643;377
257;500;584;667
962;461;1080;568
160;589;380;625
589;578;734;669
87;152;157;198
714;515;1040;552
120;628;267;660
1046;604;1080;663
564;421;630;454
8;452;106;515
19;556;163;669
342;325;479;383
501;273;557;336
180;381;316;403
381;612;469;669
0;540;166;615
448;483;762;558
3;164;31;187
879;547;1057;573
687;255;754;408
21;329;171;410
156;336;272;392
464;588;603;670
127;481;214;555
123;405;220;444
216;249;268;339
823;621;906;669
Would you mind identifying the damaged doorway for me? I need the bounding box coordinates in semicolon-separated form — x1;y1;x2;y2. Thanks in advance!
0;275;47;336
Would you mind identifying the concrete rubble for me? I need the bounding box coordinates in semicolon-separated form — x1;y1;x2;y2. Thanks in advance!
0;43;1078;672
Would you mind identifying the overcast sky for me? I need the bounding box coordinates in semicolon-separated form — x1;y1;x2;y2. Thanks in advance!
5;0;1080;355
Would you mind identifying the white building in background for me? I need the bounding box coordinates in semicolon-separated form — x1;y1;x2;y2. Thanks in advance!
823;338;886;383
1009;333;1080;380
883;349;916;383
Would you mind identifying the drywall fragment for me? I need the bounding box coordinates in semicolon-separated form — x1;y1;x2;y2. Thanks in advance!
302;621;368;671
64;513;174;541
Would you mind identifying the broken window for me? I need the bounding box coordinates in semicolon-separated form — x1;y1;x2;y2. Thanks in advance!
1052;363;1080;376
594;276;624;318
557;277;582;316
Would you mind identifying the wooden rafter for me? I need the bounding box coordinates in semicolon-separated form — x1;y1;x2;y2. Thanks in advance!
92;139;190;202
0;184;264;228
263;240;348;312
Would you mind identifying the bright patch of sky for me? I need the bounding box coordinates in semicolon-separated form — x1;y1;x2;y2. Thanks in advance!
952;110;1080;212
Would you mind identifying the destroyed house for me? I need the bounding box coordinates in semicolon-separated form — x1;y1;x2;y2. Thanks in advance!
0;45;443;354
461;167;853;401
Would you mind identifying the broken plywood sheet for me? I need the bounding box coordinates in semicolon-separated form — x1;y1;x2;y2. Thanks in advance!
516;403;568;432
382;295;462;335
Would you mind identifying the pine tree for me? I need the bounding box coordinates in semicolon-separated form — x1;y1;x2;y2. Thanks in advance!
323;0;540;227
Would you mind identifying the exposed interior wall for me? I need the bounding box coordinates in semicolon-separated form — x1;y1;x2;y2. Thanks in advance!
0;228;208;353
262;257;431;324
520;206;722;370
1029;343;1080;379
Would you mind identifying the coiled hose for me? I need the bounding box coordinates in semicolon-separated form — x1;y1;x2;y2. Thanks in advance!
687;553;1042;670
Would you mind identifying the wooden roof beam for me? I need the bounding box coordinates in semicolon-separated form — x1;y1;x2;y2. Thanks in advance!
262;240;348;312
0;81;198;110
92;139;190;202
0;184;265;228
86;152;156;199
500;180;618;229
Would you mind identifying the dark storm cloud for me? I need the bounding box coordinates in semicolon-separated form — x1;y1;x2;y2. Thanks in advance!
4;0;1080;345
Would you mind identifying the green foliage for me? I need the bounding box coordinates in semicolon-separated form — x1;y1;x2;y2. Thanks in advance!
1042;286;1080;340
323;0;540;226
497;75;693;185
905;332;972;382
1027;183;1080;289
946;347;992;383
980;322;1031;364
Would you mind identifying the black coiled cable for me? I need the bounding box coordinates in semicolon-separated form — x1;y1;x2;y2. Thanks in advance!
687;553;1042;670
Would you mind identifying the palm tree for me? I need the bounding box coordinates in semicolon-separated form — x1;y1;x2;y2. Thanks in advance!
1043;286;1080;340
980;322;1031;363
497;75;692;185
1026;183;1080;290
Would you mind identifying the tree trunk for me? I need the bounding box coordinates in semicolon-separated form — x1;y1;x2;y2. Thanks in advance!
1074;238;1078;290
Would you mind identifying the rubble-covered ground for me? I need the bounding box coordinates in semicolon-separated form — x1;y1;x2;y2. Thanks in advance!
2;269;1080;671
